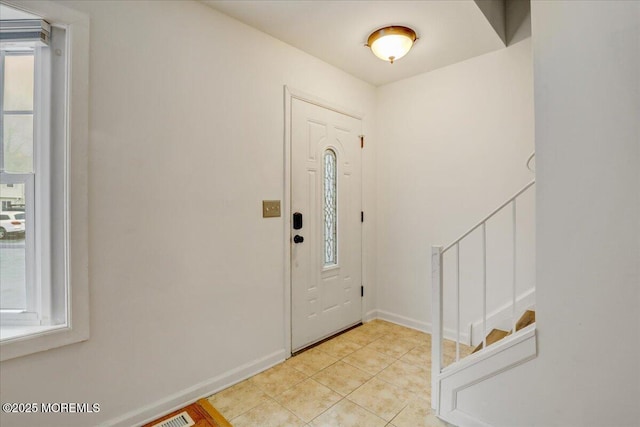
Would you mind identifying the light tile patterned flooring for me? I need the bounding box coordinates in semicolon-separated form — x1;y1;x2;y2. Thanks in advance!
206;319;472;427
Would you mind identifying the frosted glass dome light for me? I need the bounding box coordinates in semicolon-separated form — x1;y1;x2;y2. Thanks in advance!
367;26;417;64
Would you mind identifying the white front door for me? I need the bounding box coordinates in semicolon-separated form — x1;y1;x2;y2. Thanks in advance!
291;98;362;352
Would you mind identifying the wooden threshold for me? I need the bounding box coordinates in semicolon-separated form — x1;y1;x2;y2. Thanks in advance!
292;322;362;357
143;399;231;427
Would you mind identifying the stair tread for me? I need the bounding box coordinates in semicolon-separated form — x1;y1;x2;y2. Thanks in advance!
472;329;510;353
516;310;536;331
472;310;536;354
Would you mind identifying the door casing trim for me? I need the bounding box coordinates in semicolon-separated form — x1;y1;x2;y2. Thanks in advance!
283;86;364;357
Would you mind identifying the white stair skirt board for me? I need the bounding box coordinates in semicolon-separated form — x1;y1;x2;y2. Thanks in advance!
373;309;471;344
469;288;535;346
434;324;537;427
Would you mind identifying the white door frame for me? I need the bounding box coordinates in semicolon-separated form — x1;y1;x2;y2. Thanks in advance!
283;86;364;357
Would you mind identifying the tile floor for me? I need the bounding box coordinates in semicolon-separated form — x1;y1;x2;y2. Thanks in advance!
206;320;473;427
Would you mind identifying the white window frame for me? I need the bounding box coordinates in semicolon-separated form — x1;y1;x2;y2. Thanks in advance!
0;0;89;361
0;49;42;326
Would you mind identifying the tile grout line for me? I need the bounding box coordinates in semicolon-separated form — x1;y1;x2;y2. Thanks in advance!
207;320;454;426
309;328;402;424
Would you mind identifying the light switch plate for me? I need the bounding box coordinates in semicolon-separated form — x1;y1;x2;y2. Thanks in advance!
262;200;281;218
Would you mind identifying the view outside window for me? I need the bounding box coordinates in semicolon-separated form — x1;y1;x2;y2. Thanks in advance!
0;52;34;312
3;53;34;173
0;183;27;310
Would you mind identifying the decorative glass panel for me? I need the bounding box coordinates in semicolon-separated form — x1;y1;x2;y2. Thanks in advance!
323;149;337;266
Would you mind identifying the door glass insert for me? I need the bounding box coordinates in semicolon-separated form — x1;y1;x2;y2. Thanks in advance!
323;149;337;266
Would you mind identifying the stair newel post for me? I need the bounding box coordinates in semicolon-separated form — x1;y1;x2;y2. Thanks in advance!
482;223;487;351
431;245;444;413
456;242;460;362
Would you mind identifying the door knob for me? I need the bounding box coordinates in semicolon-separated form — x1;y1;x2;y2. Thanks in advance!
293;235;304;244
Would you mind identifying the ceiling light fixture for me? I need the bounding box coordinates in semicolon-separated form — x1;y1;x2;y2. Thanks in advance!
366;26;417;64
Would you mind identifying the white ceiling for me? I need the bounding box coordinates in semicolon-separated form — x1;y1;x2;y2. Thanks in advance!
202;0;506;86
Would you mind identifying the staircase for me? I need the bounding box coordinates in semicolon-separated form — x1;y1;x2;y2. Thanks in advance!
472;310;535;353
430;165;537;427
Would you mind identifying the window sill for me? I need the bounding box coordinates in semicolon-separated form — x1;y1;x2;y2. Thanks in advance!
0;324;67;341
0;322;88;361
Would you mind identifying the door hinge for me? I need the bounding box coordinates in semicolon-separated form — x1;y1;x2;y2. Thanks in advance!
360;135;364;148
361;286;364;297
361;211;364;223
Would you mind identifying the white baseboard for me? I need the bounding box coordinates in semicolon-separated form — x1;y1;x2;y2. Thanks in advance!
104;349;286;427
375;309;430;332
370;309;470;344
368;297;538;348
469;288;535;346
363;309;378;323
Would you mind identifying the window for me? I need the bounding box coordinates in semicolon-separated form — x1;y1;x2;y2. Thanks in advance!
323;149;337;266
1;48;38;326
0;2;89;361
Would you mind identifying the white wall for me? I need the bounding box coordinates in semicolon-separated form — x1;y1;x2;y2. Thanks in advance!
0;1;376;426
454;1;640;425
375;38;535;336
4;1;636;426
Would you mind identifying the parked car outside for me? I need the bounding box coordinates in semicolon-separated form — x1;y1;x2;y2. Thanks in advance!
0;211;25;239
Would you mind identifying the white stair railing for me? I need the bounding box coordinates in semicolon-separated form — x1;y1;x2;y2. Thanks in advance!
431;179;535;413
